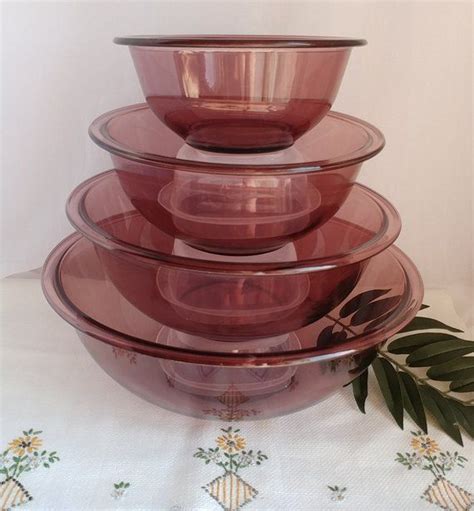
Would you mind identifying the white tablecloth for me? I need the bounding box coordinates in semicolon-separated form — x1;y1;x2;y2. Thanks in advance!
1;279;472;510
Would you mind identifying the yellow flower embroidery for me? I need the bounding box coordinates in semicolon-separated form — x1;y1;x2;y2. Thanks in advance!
8;435;42;456
216;432;246;453
410;435;439;456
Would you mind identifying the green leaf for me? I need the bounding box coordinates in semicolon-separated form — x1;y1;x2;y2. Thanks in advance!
399;317;463;334
317;325;347;348
449;378;474;393
339;289;390;318
406;340;474;367
350;297;401;326
388;333;463;354
427;358;474;381
351;370;368;413
399;372;427;432
372;358;404;428
349;351;377;375
363;309;397;332
419;386;463;445
450;401;474;437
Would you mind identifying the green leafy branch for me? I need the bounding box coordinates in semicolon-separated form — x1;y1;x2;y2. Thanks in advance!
350;304;473;446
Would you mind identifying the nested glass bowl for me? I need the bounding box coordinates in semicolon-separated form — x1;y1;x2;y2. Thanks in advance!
89;104;384;255
114;35;366;153
42;232;423;420
66;171;400;342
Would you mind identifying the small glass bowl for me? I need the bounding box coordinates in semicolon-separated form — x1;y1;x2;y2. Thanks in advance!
89;104;384;255
42;232;423;420
66;170;400;342
114;35;366;153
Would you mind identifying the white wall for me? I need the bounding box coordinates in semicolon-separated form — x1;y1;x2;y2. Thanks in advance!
1;1;472;325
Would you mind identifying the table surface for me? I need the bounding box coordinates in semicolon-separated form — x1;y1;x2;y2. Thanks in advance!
1;279;472;511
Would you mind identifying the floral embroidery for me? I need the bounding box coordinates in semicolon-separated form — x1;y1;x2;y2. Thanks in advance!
111;481;130;500
0;428;59;510
202;385;261;421
410;435;440;457
194;427;267;511
8;436;42;458
216;431;246;454
112;347;137;365
328;485;347;502
396;431;472;511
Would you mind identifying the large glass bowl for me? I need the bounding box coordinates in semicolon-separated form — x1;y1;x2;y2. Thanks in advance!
114;35;366;153
89;104;384;255
66;171;400;342
42;233;423;420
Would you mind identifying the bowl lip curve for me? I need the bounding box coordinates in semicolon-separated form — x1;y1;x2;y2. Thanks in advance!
88;103;385;176
41;232;423;367
66;170;402;275
113;34;367;48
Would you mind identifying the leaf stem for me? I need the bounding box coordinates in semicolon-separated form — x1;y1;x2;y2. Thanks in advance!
325;314;357;335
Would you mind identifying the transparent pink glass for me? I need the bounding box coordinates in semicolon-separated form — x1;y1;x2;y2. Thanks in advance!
42;233;423;419
66;171;400;341
89;104;384;255
115;35;366;152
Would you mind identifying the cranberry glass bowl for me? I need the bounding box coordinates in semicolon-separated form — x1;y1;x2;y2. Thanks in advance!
66;171;400;341
89;104;384;255
42;233;422;420
114;35;366;153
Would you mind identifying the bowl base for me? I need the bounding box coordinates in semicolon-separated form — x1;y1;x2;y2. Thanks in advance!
146;95;331;153
184;240;287;256
185;121;295;153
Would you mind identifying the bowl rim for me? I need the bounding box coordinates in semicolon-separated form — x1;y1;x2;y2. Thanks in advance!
42;233;423;367
66;170;401;275
113;34;367;48
89;104;385;176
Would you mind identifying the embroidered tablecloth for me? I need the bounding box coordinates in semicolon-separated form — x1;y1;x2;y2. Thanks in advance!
1;279;472;511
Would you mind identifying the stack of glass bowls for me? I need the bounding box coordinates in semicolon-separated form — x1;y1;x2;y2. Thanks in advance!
42;36;423;420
